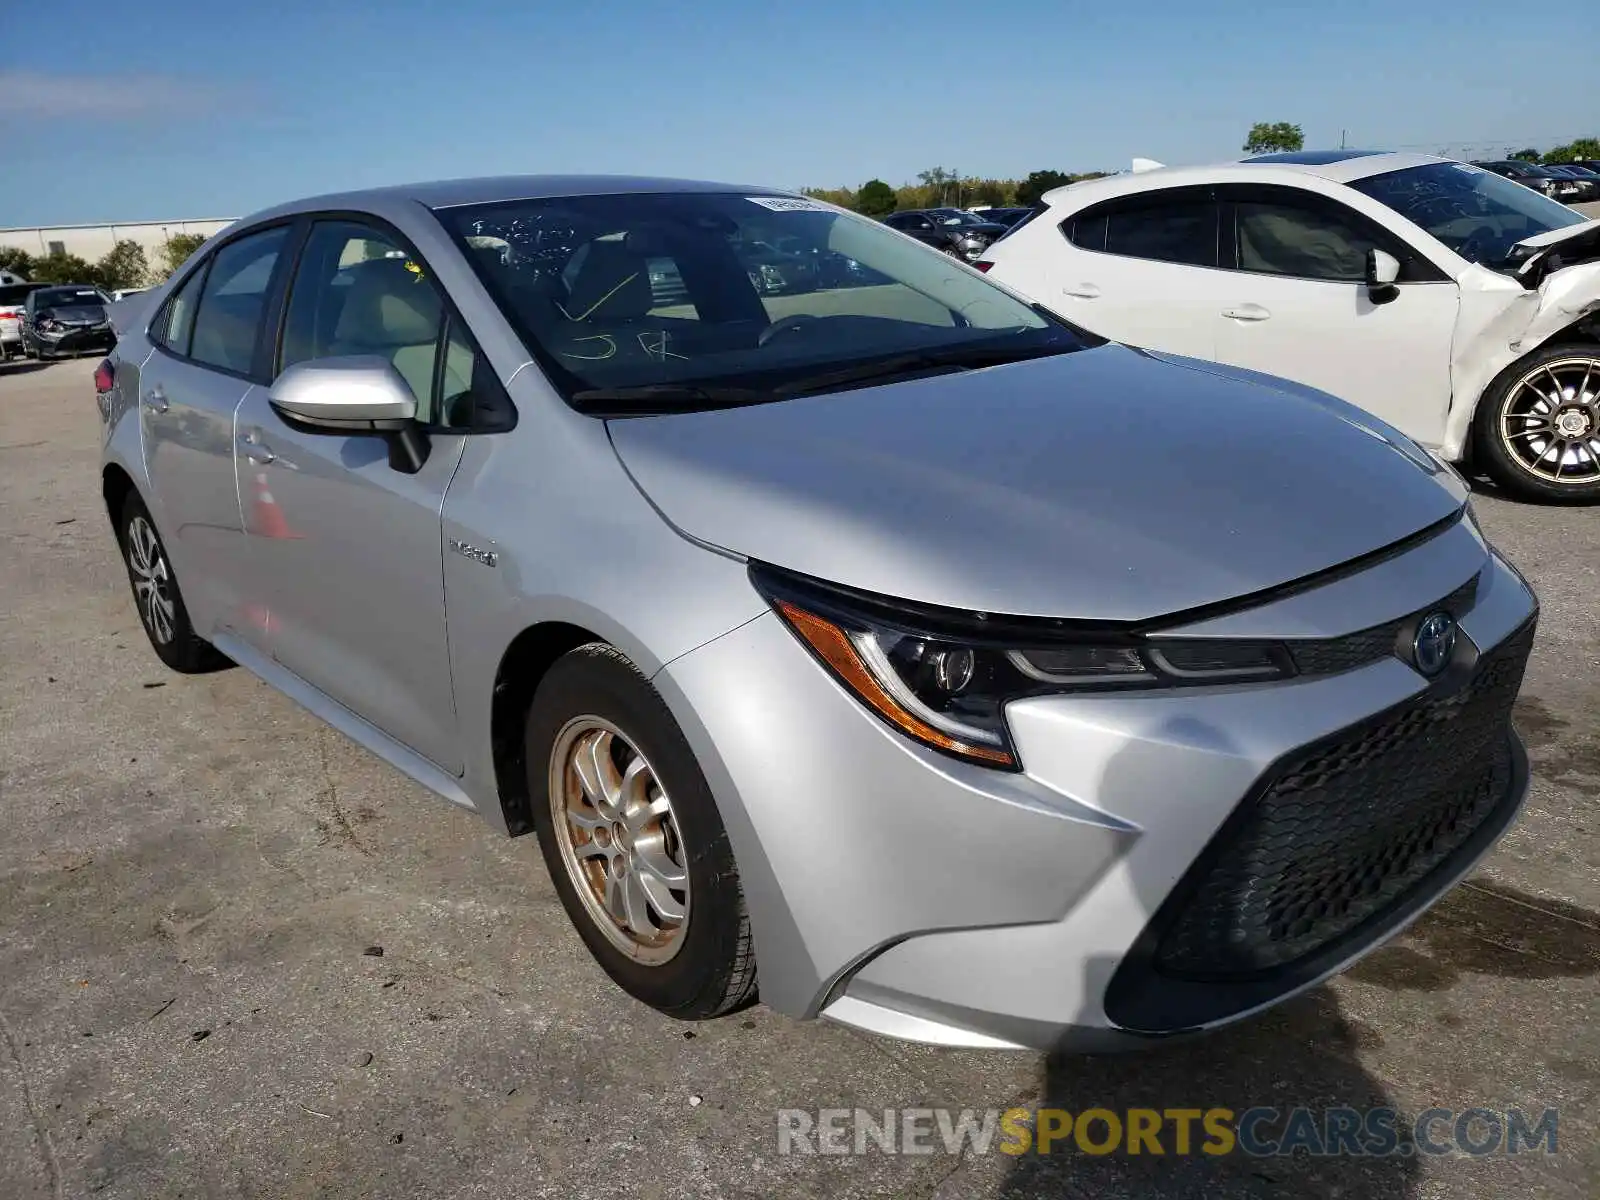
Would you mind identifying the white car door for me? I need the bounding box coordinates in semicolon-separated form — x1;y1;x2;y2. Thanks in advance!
1208;184;1459;446
999;187;1223;361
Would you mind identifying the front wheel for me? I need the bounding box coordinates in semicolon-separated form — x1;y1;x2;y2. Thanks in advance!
1474;344;1600;502
527;644;757;1019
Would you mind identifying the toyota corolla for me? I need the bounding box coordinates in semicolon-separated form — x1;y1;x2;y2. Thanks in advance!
96;176;1538;1049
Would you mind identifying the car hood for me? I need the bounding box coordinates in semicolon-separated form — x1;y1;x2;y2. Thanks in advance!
607;345;1466;621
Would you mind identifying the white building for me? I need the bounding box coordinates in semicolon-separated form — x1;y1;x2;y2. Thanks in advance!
0;218;236;269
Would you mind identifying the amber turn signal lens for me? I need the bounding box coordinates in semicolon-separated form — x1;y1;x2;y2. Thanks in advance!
774;600;1015;767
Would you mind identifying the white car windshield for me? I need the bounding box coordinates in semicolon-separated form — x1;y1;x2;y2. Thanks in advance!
1350;163;1586;269
441;192;1092;410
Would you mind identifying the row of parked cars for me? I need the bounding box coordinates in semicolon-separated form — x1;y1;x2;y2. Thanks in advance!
90;156;1548;1055
1473;158;1600;203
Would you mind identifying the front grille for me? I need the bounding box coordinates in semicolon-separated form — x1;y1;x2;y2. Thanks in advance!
1285;573;1479;677
1153;616;1533;980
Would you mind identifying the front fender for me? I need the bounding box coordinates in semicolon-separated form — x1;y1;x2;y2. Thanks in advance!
1444;261;1600;459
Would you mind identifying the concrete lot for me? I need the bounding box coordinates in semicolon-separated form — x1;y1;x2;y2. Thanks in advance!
1;357;1596;1200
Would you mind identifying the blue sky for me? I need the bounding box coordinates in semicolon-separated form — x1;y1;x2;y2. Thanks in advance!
2;0;1594;228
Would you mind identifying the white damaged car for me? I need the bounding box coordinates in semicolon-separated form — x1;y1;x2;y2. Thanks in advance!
980;151;1600;501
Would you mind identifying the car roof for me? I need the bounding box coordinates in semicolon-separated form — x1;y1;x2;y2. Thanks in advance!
241;175;796;225
1038;151;1454;206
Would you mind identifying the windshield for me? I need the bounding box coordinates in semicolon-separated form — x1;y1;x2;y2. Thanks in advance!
440;191;1088;410
36;287;108;308
1349;162;1585;268
0;284;41;305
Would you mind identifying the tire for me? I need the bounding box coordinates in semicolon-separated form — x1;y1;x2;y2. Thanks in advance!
117;493;231;672
526;643;757;1019
1474;343;1600;503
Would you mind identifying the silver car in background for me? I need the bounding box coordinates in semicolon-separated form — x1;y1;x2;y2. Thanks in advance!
97;176;1537;1050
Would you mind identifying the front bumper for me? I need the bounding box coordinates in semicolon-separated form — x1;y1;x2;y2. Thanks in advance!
656;514;1538;1050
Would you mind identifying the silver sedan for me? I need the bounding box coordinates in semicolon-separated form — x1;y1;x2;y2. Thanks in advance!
96;176;1537;1050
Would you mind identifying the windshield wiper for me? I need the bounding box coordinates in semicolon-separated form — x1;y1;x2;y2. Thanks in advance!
570;383;771;415
774;343;1074;398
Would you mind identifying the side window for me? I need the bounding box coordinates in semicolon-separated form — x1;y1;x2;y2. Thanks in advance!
280;220;507;430
280;220;448;421
157;265;207;355
1096;194;1219;267
1232;196;1382;282
189;227;287;374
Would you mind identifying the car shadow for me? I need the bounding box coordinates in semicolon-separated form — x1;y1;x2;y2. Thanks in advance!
997;715;1423;1198
0;359;52;376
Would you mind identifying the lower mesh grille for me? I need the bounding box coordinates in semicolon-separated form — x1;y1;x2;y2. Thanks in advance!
1154;617;1534;980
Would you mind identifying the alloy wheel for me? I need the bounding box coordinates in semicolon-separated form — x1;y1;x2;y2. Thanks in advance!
126;515;177;644
548;717;690;964
1498;356;1600;485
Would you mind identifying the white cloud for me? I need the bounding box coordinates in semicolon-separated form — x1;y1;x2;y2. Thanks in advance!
0;70;226;120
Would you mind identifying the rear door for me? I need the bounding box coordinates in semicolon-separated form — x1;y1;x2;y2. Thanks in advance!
1209;184;1459;444
1039;186;1222;359
139;225;293;639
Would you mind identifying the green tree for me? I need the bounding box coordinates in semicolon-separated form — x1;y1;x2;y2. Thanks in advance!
1015;170;1075;207
29;252;96;285
800;186;859;211
90;240;151;291
161;233;209;278
916;166;960;206
1508;147;1542;162
1542;138;1599;163
1242;121;1305;155
0;246;34;279
856;179;897;217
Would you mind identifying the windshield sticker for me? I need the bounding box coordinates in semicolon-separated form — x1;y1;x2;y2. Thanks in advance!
745;196;835;213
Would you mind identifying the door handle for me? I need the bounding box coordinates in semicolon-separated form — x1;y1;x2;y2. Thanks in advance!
1222;304;1271;322
237;432;276;465
1062;283;1101;299
142;388;169;413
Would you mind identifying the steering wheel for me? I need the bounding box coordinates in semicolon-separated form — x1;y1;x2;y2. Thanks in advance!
758;313;820;347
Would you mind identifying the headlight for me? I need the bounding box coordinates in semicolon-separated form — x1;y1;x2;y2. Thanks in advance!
39;318;61;332
753;565;1295;769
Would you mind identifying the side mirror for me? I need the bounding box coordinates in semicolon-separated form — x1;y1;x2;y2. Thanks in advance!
1365;249;1401;305
269;356;430;473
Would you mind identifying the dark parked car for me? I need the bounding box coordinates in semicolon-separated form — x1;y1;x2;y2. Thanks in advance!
20;284;115;359
975;207;1036;229
882;208;1009;260
1471;161;1586;202
1540;165;1600;202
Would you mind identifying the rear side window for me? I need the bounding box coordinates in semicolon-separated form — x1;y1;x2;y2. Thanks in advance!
158;266;207;355
189;226;288;375
1068;192;1220;267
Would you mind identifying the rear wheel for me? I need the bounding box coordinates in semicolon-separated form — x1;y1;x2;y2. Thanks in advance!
117;493;230;672
1475;344;1600;502
527;643;757;1019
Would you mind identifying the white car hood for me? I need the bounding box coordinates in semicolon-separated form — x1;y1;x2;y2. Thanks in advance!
1513;217;1600;252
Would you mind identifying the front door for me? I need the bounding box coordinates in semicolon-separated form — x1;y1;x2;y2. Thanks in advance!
1210;186;1460;445
237;219;475;772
